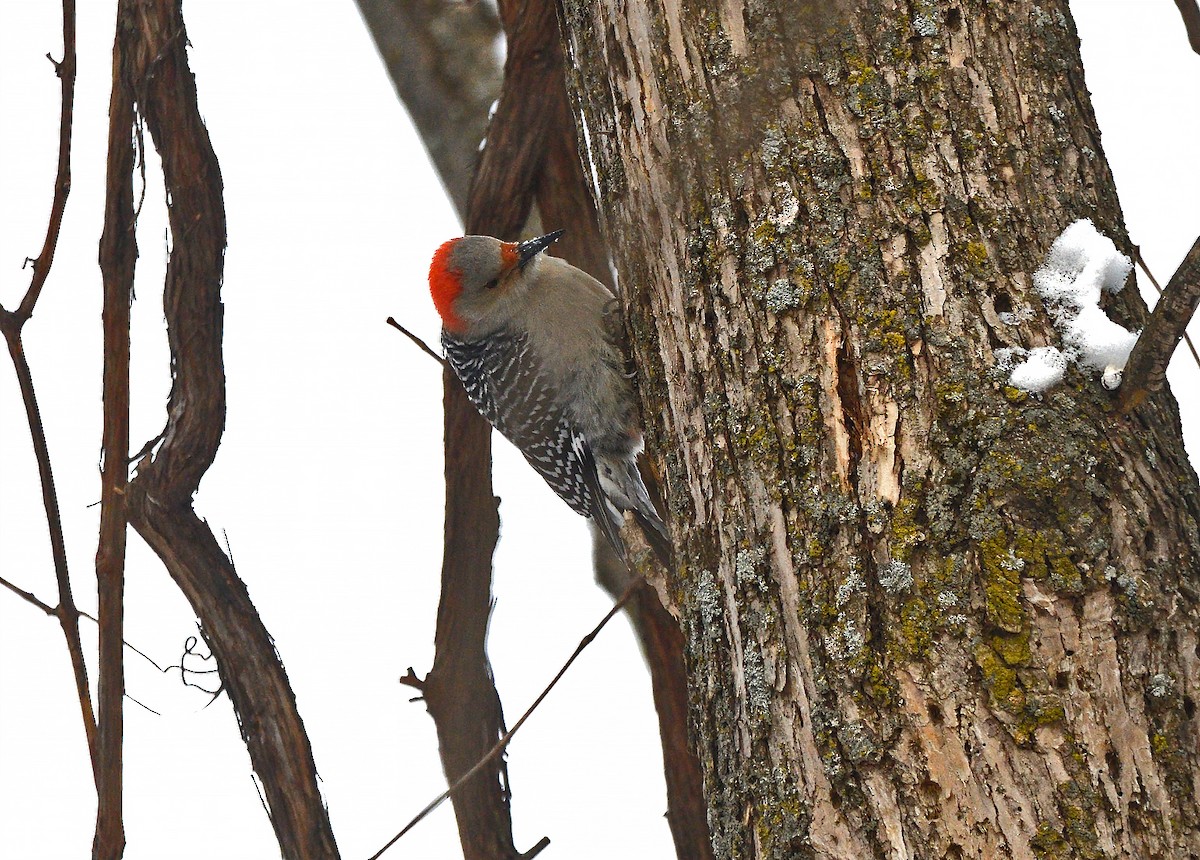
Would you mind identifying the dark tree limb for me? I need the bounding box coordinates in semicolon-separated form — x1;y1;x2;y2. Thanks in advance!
94;3;138;850
106;1;339;856
0;0;96;783
1176;0;1200;56
1120;236;1200;412
92;6;136;854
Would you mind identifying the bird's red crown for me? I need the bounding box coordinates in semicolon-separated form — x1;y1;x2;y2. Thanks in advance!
429;238;466;333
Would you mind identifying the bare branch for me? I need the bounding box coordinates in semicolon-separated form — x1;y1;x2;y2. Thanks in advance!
0;575;186;681
1176;0;1200;56
0;0;94;785
368;578;644;860
1120;236;1200;411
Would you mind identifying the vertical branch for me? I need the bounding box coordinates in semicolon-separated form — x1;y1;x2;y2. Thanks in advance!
94;4;138;853
0;0;96;778
422;2;562;856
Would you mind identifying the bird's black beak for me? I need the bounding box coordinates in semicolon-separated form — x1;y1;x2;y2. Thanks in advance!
517;229;565;269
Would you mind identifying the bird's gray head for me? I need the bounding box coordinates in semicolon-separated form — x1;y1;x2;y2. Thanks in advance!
429;231;564;335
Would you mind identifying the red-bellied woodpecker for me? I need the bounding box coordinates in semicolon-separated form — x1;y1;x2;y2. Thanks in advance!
428;230;672;566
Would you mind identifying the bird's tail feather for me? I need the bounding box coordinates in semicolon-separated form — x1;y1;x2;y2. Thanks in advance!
633;508;674;568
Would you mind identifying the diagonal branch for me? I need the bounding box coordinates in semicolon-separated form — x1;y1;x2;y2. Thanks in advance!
1176;0;1200;56
0;330;97;776
1133;245;1200;370
353;0;501;218
1120;236;1200;411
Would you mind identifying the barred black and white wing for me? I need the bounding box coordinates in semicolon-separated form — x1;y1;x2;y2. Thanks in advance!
443;329;626;552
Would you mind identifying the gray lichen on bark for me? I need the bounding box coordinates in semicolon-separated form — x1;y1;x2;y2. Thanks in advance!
559;0;1200;857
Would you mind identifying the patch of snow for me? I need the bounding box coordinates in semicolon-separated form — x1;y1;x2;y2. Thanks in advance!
1006;219;1140;392
1009;346;1068;391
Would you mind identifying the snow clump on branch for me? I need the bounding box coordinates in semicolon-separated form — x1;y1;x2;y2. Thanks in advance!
1005;219;1139;393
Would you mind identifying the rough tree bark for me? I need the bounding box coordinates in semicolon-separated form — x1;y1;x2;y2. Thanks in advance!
560;1;1200;857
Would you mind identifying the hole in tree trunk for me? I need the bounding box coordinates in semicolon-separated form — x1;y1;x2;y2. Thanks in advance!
1106;748;1121;786
918;779;942;813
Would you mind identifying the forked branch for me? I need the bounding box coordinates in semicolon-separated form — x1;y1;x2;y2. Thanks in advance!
0;0;96;784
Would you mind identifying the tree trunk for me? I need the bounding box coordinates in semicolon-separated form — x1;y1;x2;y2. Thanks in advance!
559;0;1200;857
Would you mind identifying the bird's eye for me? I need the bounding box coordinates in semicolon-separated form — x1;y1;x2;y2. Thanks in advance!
484;277;500;290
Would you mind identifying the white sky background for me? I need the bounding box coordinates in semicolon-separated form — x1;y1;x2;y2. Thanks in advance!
0;1;1197;858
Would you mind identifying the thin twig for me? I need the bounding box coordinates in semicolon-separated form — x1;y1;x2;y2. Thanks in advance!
1134;246;1200;370
1176;0;1200;56
386;317;445;365
0;573;56;616
1122;238;1200;411
13;0;76;324
0;573;170;674
367;577;643;860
